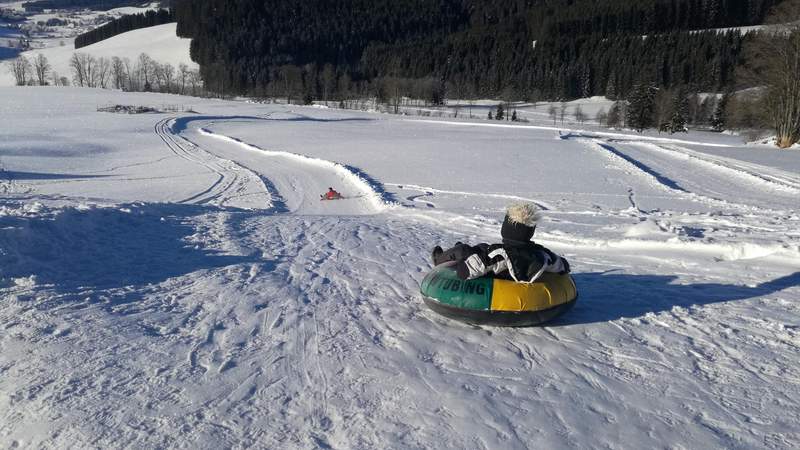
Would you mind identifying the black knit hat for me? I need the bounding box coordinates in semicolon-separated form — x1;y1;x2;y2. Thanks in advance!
500;203;539;243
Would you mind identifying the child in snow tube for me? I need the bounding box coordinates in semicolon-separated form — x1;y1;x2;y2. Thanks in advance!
421;203;577;326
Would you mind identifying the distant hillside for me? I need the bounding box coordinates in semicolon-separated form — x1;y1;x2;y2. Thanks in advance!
0;23;195;87
22;1;156;11
175;0;784;101
75;8;174;49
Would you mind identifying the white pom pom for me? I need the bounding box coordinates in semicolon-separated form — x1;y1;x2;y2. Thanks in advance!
506;203;541;226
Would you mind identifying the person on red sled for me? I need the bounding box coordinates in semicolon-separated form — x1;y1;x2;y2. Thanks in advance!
431;203;570;282
324;187;342;200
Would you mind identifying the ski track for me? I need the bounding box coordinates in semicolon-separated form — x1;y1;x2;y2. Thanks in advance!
651;142;800;192
386;183;553;211
581;135;798;213
614;140;800;208
154;117;274;209
2;110;800;449
526;136;800;266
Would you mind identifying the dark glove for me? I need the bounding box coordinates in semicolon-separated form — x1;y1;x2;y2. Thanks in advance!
455;261;470;280
559;257;571;275
543;248;558;263
431;245;444;265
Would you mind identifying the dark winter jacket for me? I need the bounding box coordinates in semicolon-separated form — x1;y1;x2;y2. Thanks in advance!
433;241;570;283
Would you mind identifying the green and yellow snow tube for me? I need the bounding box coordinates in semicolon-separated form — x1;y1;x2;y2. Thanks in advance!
420;262;577;326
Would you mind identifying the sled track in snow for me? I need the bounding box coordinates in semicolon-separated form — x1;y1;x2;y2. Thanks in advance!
593;141;689;193
640;142;800;194
194;126;391;214
577;137;789;213
385;183;553;211
154;118;272;208
155;117;225;204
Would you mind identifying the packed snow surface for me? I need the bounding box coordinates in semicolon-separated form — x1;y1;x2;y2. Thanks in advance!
1;87;799;449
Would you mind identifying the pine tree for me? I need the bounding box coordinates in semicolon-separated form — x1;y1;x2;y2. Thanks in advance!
607;101;622;128
605;75;617;100
711;92;728;132
668;88;689;133
488;109;494;120
511;109;518;121
496;103;505;120
626;83;658;132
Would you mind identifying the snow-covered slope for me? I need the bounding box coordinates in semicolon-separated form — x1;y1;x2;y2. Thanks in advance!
1;87;799;449
0;22;194;86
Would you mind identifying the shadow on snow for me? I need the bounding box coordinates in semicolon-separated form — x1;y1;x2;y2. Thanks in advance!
2;171;110;181
170;114;374;133
0;203;264;299
553;270;800;326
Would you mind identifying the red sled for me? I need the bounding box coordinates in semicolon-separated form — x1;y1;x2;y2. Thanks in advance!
320;193;344;201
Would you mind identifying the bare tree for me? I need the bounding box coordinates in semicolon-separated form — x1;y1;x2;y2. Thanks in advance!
574;105;586;123
69;53;92;87
50;69;62;86
84;54;97;87
548;105;557;125
152;62;165;91
162;63;175;93
382;76;409;114
8;56;32;86
94;56;110;88
321;63;335;104
178;63;189;95
595;108;608;126
739;27;800;147
33;54;51;85
68;53;103;88
559;102;568;124
187;69;202;96
111;56;126;90
448;79;468;118
123;57;137;91
764;29;800;148
337;72;351;101
278;65;303;104
69;53;85;86
764;0;800;24
137;53;155;91
278;65;303;103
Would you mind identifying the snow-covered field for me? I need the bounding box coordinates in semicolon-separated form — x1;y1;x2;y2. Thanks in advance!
1;86;799;449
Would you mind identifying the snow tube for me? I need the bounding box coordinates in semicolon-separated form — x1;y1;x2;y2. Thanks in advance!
420;262;577;326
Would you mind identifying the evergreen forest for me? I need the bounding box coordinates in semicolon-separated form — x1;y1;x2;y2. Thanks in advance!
174;0;780;101
74;8;174;49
